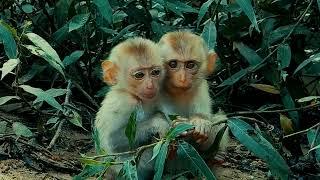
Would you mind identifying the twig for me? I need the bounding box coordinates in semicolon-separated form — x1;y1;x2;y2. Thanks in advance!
72;81;99;108
47;80;72;149
227;103;320;116
232;116;267;127
90;142;158;160
3;135;53;156
284;122;320;138
46;119;66;150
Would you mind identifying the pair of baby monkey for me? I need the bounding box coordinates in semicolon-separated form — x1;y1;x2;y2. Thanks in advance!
95;31;229;179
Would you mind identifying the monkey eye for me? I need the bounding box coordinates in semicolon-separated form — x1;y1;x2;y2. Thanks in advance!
185;61;199;70
185;61;197;69
168;60;178;68
132;71;145;79
151;68;161;77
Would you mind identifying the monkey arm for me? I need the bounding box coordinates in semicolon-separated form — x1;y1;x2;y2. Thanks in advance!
107;112;170;153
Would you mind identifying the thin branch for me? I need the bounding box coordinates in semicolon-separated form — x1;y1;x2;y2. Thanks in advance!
90;142;158;160
227;103;320;116
284;122;320;138
47;80;72;149
46;119;66;150
72;81;99;108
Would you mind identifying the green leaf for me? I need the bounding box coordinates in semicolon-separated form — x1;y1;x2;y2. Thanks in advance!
166;123;194;140
149;141;164;163
46;117;59;125
54;0;73;27
235;0;260;32
268;25;310;45
177;141;216;179
69;111;85;129
234;42;262;66
201;20;217;50
203;125;228;157
100;27;118;36
307;129;320;162
63;50;84;67
68;14;90;32
93;0;113;24
52;24;69;43
34;88;67;104
12;122;33;138
112;23;139;45
277;44;291;69
309;144;320;153
318;0;320;12
280;88;299;128
93;127;105;155
218;67;250;87
118;159;138;180
19;85;62;110
294;52;320;75
249;84;280;94
228;118;290;179
1;58;20;80
0;96;20;106
0;121;8;134
74;164;105;179
18;63;46;83
125;111;137;148
167;0;198;14
297;96;320;103
113;10;128;24
154;141;169;180
25;33;65;77
22;4;34;13
0;23;17;59
196;0;214;28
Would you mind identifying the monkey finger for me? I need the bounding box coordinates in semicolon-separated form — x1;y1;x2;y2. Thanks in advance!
176;116;189;121
196;135;208;144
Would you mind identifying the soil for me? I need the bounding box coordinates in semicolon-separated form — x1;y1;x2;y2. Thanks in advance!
0;127;268;180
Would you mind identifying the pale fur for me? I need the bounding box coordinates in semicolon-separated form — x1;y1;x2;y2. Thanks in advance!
158;31;229;152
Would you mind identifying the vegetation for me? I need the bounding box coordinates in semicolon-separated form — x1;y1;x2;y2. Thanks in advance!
0;0;319;179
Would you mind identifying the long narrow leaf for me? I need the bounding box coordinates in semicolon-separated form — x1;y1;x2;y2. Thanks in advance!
235;0;260;32
0;22;17;59
177;141;216;179
228;118;290;179
154;141;169;180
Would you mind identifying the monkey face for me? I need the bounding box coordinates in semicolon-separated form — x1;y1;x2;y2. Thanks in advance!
165;59;200;90
127;66;163;101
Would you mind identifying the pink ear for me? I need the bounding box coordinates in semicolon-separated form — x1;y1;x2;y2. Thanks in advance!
207;52;218;75
101;61;119;85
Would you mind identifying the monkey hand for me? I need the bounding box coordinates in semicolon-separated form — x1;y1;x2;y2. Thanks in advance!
188;116;212;144
172;116;212;145
171;116;194;137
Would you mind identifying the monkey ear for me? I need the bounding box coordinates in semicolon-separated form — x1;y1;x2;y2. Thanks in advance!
206;52;218;75
101;61;119;85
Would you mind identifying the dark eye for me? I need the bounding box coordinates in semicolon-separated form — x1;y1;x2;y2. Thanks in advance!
151;69;161;77
168;60;178;68
133;71;145;79
186;61;197;69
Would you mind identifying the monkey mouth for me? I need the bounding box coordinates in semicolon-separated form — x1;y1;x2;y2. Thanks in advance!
143;93;156;99
174;84;192;90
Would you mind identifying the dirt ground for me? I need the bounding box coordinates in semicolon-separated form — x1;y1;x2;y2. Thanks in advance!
0;127;268;180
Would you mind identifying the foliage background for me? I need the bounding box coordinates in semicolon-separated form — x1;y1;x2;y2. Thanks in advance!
0;0;319;179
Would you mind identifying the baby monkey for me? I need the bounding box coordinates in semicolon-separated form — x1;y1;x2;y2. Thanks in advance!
158;31;229;152
95;37;170;179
